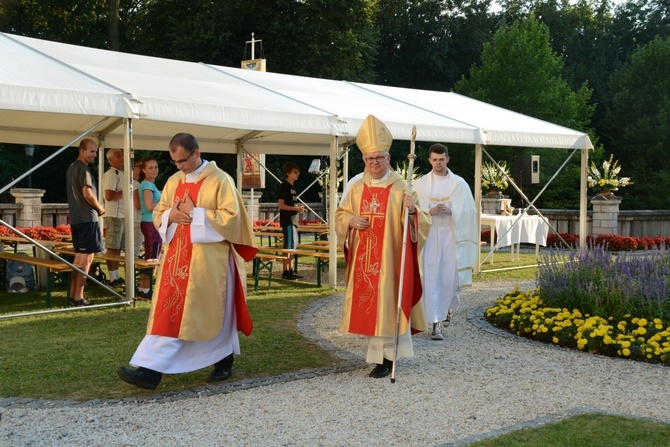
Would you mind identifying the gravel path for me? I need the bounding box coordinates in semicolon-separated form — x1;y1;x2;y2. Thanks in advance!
1;279;668;447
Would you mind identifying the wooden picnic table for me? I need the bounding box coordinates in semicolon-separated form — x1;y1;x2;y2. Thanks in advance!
0;236;71;253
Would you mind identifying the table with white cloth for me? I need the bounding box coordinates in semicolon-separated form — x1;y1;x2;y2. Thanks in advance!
480;213;549;263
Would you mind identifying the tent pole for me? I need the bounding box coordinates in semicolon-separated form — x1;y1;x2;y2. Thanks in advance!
236;143;243;190
580;147;588;248
123;118;134;300
329;136;338;289
474;144;483;275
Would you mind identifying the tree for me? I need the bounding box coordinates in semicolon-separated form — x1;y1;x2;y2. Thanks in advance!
0;0;119;49
130;0;378;82
375;0;496;91
603;36;670;209
454;15;595;208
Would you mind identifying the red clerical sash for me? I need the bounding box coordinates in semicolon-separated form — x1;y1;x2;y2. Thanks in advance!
348;184;391;335
401;220;422;333
150;179;204;337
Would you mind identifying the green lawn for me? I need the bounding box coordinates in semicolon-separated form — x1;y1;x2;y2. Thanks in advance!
0;275;343;400
468;413;670;447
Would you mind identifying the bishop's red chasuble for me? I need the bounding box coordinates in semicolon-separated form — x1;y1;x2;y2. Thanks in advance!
336;172;429;338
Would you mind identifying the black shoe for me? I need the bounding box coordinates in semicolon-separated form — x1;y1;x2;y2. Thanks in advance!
109;278;125;288
69;297;93;307
368;358;393;378
117;366;162;390
135;290;152;301
207;354;234;382
282;270;297;280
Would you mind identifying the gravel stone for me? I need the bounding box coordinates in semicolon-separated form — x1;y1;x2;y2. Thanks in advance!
1;279;668;446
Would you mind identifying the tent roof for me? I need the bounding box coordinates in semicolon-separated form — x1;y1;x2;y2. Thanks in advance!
0;32;593;154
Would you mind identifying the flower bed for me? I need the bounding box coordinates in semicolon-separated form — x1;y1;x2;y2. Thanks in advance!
0;224;71;240
486;288;670;365
486;247;670;365
546;233;670;251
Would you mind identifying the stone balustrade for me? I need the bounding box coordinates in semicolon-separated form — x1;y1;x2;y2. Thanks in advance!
2;187;670;238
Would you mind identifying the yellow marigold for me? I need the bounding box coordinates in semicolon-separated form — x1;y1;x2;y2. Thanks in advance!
617;321;627;331
620;340;631;348
637;327;647;335
632;318;639;324
637;318;648;326
577;339;588;349
655;324;663;330
622;348;631;356
552;337;559;344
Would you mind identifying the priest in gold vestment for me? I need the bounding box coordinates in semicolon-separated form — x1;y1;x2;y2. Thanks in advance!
336;115;430;379
118;133;257;390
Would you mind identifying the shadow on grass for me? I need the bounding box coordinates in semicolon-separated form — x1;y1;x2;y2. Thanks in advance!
0;277;345;401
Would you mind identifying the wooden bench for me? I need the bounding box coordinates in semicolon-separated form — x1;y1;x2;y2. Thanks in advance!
0;251;72;308
254;228;284;246
55;247;160;303
259;247;343;287
251;252;287;291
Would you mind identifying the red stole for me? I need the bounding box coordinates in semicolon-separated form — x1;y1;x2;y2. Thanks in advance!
348;184;391;335
150;179;204;337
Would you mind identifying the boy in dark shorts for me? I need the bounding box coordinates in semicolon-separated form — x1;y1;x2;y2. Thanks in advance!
277;162;304;279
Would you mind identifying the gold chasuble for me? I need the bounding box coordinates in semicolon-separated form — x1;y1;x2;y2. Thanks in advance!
147;162;257;341
336;171;430;338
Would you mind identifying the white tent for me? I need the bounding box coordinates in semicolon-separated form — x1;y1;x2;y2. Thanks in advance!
0;32;593;294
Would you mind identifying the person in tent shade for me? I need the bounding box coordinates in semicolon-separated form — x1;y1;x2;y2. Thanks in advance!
65;138;105;307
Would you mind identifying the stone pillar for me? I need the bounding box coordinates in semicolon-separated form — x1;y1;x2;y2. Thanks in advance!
241;190;263;223
481;194;510;215
10;188;45;228
590;194;621;235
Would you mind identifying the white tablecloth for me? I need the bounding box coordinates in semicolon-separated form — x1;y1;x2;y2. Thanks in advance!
481;213;549;248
